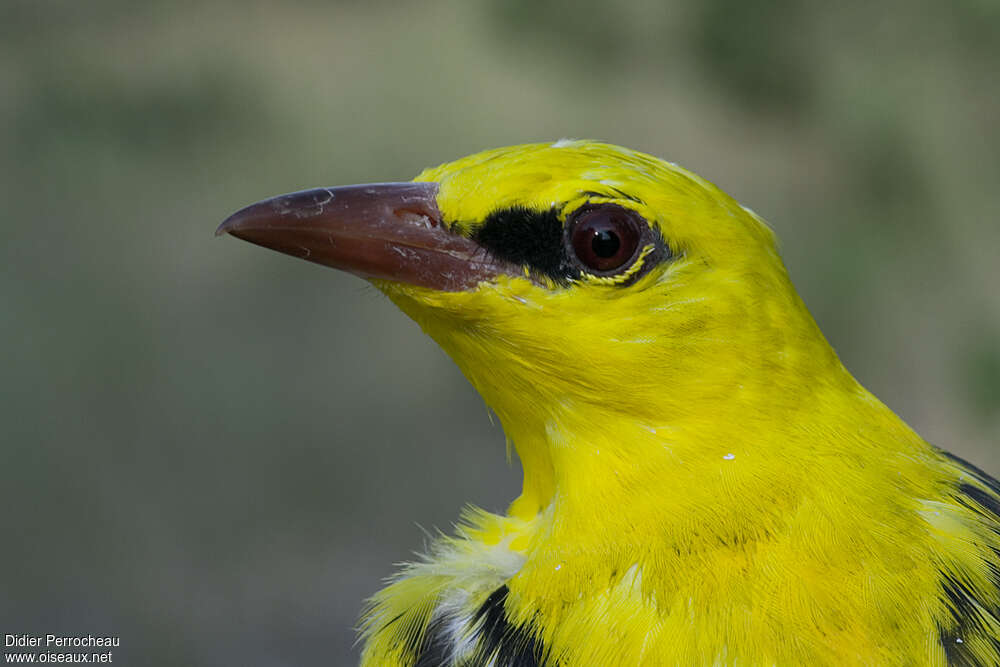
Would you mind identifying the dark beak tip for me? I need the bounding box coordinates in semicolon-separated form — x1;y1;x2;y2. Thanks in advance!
216;208;250;237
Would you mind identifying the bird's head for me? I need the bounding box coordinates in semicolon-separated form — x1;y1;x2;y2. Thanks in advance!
220;141;846;514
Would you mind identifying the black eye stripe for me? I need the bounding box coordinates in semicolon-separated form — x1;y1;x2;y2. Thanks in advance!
468;204;670;286
470;206;579;282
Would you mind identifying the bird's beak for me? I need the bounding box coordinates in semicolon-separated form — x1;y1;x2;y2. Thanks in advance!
217;182;502;291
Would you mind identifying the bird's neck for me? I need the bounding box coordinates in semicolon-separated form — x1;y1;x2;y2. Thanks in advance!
385;282;932;555
493;357;928;550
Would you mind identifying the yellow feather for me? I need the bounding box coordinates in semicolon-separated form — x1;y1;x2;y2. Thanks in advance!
350;141;1000;665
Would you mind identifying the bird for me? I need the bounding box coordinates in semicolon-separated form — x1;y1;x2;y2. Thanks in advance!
218;141;1000;666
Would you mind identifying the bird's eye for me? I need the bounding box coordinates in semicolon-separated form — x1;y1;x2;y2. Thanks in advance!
568;205;642;273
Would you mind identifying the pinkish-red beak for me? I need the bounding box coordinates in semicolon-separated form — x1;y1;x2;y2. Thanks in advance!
217;182;502;291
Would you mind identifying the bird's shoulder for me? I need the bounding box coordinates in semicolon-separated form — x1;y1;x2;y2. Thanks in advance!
357;452;1000;667
933;450;1000;665
359;509;545;667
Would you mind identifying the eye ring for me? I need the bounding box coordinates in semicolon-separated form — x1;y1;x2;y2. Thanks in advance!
566;205;643;274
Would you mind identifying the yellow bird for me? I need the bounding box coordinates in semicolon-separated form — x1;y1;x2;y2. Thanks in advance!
218;141;1000;666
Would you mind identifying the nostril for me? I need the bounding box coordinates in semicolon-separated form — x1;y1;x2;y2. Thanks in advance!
394;205;439;226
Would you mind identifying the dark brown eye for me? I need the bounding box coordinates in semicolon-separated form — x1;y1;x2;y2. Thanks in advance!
568;206;642;273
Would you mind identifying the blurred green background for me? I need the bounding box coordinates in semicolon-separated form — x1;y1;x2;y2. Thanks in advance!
2;1;998;664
